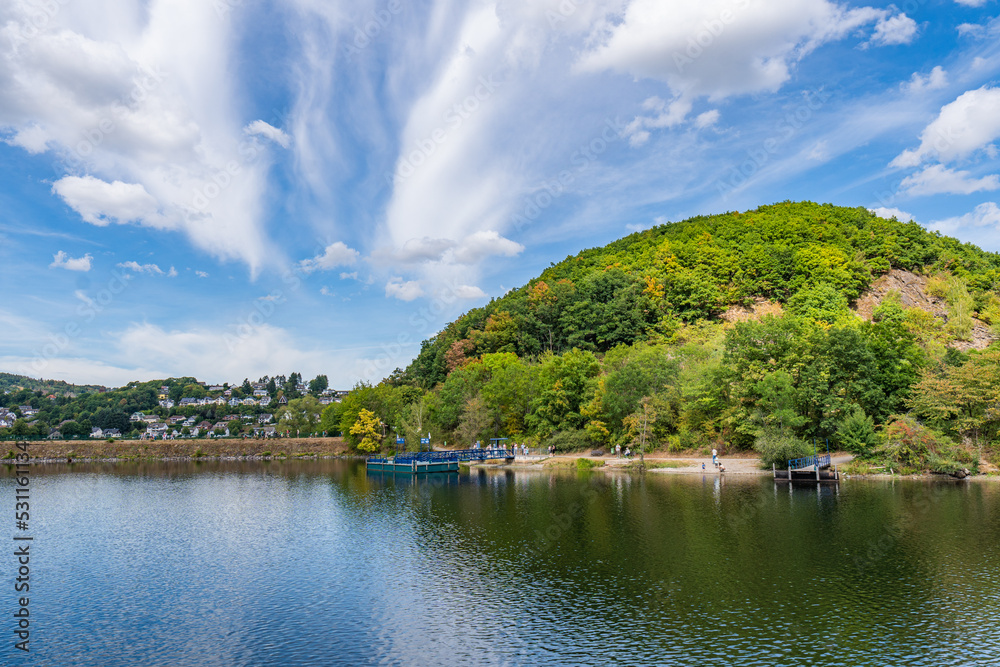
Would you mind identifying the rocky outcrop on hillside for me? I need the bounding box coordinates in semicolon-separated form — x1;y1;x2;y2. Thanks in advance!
855;269;997;351
721;297;783;323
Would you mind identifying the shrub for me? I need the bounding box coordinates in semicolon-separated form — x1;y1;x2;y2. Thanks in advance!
576;457;603;471
545;430;593;453
753;428;811;468
836;407;878;456
876;416;935;467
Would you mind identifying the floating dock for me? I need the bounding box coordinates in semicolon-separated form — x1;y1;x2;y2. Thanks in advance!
365;447;514;474
366;459;459;474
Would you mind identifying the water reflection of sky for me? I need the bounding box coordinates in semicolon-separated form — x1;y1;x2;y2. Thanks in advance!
5;462;999;666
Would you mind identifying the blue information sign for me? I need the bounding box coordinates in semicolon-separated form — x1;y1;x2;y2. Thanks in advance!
420;438;430;444
396;437;405;444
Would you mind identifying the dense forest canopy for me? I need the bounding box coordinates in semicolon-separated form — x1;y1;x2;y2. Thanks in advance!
406;201;1000;387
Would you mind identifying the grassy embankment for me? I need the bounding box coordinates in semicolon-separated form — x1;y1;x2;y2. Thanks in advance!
1;437;352;461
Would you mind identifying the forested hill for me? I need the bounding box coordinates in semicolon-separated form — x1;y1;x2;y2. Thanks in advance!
406;201;1000;387
0;373;105;396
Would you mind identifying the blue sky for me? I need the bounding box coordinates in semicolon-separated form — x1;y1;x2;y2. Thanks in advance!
1;0;999;388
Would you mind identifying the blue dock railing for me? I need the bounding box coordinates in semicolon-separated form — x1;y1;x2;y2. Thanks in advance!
391;448;513;463
787;454;831;470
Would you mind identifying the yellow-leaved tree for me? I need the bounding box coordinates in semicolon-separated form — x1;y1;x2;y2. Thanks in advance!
350;409;382;453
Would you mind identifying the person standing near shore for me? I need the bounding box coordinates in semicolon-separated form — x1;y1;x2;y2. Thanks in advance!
712;448;717;467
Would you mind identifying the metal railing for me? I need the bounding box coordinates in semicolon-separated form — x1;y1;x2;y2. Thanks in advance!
787;454;831;470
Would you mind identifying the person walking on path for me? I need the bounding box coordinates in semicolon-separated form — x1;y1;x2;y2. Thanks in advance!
616;444;621;458
712;447;717;467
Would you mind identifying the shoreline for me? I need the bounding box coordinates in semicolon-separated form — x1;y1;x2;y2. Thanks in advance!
3;443;995;481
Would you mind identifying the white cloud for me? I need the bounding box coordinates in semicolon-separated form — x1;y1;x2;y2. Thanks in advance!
195;271;209;278
0;2;277;271
575;0;888;105
807;140;828;161
453;284;488;299
868;13;918;47
899;164;1000;196
695;110;720;129
298;242;360;273
385;277;424;301
74;290;95;307
376;231;524;266
379;237;457;263
929;201;1000;238
113;322;368;386
625;96;693;144
52;176;164;227
339;272;358;281
954;0;989;7
891;86;1000;167
50;251;93;271
869;207;914;222
452;230;524;265
957;23;986;38
117;260;165;275
904;66;948;94
5;125;50;154
243;120;291;148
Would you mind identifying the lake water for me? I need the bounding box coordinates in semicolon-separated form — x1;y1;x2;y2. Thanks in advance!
4;459;1000;666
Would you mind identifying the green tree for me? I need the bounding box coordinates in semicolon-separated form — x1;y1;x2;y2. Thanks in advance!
527;348;599;439
61;421;87;438
183;383;207;399
276;396;323;434
836;406;878;455
787;282;850;324
457;394;491;445
308;374;329;395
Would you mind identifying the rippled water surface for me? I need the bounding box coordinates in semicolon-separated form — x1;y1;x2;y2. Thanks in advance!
5;460;1000;666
